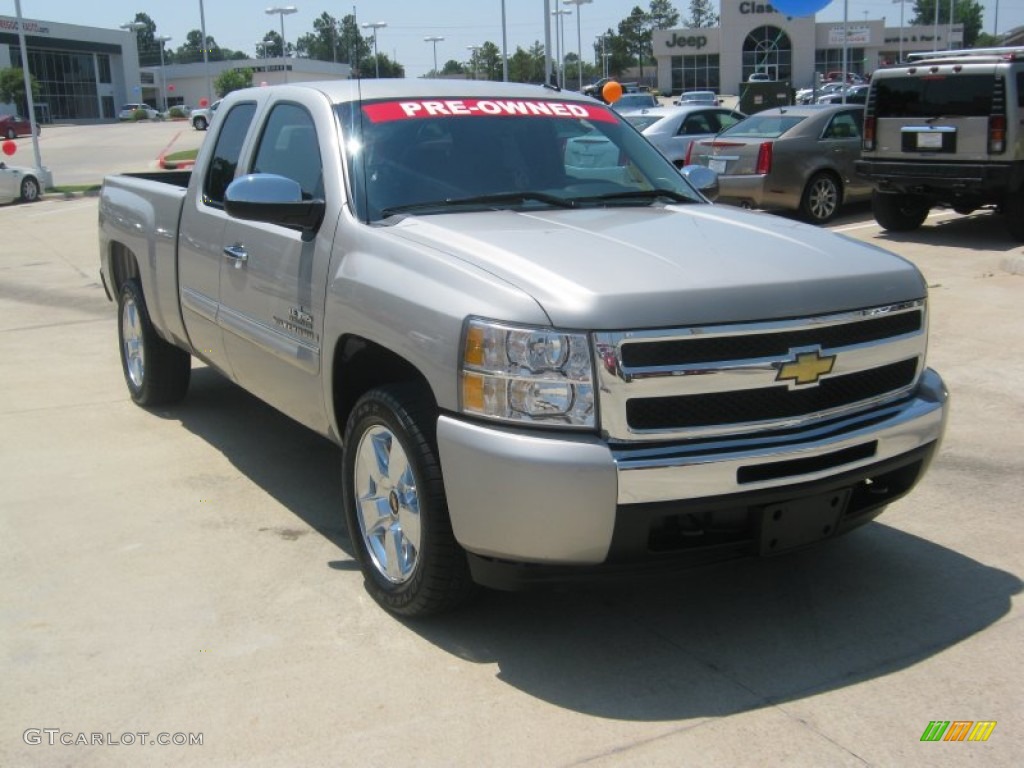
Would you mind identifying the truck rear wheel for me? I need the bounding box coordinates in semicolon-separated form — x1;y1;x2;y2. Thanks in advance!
341;385;474;617
872;191;929;232
117;279;191;406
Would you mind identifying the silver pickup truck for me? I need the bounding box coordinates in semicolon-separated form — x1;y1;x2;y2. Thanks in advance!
99;80;948;617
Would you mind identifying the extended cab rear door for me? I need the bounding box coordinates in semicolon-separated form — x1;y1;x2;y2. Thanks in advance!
178;99;259;375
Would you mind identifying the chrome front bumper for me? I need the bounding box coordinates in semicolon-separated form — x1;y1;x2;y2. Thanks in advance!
437;369;947;566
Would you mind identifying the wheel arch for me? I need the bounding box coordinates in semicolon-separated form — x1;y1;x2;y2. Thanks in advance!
330;335;437;443
107;241;141;300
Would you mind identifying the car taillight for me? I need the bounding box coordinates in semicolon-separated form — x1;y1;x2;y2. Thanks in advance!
685;141;695;165
863;116;876;150
989;115;1006;154
756;142;773;175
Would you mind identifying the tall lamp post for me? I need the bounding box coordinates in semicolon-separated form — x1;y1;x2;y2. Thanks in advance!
552;7;573;88
893;0;910;63
156;36;172;112
362;22;387;78
563;0;591;92
265;6;298;83
424;35;444;76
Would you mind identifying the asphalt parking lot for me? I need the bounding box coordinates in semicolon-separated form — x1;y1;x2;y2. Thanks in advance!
1;122;1022;766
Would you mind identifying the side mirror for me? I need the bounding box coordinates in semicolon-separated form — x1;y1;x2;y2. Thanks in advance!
680;164;719;202
224;174;325;232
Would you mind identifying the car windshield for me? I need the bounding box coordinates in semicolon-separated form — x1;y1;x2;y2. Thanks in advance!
719;114;805;139
624;113;664;131
337;97;703;223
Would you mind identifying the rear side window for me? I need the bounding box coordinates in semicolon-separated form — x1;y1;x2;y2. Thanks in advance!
721;115;804;139
203;102;257;206
874;74;995;117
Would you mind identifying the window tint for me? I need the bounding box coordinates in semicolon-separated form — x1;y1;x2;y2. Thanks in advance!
874;75;994;117
203;102;257;206
250;103;324;200
824;112;861;139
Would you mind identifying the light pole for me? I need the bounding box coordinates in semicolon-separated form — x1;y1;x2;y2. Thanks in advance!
362;22;387;78
948;0;956;49
156;36;172;112
564;0;591;92
467;45;481;80
552;7;572;88
265;6;298;83
893;0;910;63
424;35;444;76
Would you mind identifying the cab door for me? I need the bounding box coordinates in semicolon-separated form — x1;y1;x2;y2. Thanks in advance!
178;100;258;376
217;101;331;430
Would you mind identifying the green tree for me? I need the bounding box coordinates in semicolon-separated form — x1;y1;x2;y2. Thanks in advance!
684;0;718;28
0;67;40;117
619;7;650;80
214;68;253;97
477;41;503;81
176;29;224;64
441;59;466;76
648;0;681;29
910;0;984;48
296;12;341;61
338;15;371;71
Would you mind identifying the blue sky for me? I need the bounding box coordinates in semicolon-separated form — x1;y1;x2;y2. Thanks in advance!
6;1;1022;77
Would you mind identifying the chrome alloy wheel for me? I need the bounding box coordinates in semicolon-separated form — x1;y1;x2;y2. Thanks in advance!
806;176;839;221
121;293;145;390
353;425;422;584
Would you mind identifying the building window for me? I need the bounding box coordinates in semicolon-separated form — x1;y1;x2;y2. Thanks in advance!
12;48;100;120
97;54;112;84
742;26;792;82
670;55;721;95
814;48;866;78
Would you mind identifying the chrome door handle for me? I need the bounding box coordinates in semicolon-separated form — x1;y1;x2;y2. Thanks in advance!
223;244;248;268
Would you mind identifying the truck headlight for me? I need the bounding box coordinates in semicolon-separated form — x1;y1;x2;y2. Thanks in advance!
460;318;595;429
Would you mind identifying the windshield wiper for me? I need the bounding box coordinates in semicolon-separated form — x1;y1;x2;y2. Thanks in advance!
570;189;696;206
381;191;573;219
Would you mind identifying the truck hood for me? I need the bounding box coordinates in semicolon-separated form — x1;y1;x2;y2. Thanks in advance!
386;204;925;329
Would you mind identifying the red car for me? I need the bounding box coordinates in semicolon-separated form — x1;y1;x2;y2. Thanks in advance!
0;114;39;139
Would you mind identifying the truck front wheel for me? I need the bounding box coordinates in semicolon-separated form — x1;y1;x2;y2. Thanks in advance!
117;279;191;406
342;385;474;617
872;190;929;232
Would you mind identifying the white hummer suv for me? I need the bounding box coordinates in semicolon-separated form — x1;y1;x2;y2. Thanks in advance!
856;47;1024;240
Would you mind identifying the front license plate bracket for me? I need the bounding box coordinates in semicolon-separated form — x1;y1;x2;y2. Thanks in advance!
759;488;851;555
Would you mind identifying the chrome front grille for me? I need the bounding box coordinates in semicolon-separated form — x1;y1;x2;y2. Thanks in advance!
594;301;927;442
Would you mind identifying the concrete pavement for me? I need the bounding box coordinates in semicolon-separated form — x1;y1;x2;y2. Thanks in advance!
1;157;1022;765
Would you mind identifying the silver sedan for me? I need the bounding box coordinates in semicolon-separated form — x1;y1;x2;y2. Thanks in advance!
0;160;41;204
685;104;871;223
623;105;746;167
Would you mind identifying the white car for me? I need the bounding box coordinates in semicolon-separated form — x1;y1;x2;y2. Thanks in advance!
0;160;42;204
191;100;222;131
118;103;161;120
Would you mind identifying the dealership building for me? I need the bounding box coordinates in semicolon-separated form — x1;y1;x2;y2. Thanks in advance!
653;1;964;95
1;14;349;123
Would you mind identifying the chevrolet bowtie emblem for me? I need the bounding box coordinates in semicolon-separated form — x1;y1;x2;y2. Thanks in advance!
776;349;836;386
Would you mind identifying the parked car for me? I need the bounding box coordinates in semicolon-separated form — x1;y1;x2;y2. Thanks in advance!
610;92;659;112
191;100;221;130
625;105;746;166
795;82;844;104
817;84;870;104
747;71;771;82
674;90;719;106
825;71;864;84
0;160;42;204
118;103;161;120
0;114;39;139
685;104;871;223
162;104;194;120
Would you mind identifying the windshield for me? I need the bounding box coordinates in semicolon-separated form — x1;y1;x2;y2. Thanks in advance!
720;114;805;139
337;97;703;223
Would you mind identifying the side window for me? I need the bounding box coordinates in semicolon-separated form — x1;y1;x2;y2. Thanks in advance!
203;102;257;207
714;111;744;132
825;113;860;139
680;113;713;135
250;103;324;200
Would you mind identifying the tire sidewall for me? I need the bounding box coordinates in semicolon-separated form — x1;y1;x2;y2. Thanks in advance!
117;280;149;403
20;176;39;202
802;173;840;223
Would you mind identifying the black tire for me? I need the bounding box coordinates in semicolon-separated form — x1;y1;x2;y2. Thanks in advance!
117;279;190;406
799;172;842;224
872;190;929;232
1004;190;1024;241
342;384;475;618
19;176;40;203
193;116;207;131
